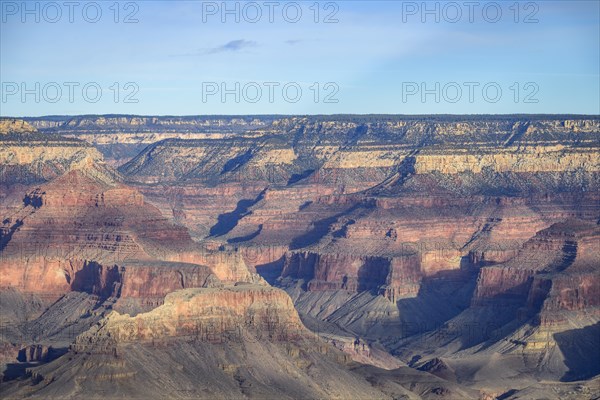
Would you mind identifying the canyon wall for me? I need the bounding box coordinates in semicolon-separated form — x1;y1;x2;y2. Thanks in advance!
1;115;598;397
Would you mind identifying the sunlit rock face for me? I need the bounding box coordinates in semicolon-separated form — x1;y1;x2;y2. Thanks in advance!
72;284;305;349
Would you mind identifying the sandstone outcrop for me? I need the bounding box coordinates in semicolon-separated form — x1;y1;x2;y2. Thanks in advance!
73;284;305;351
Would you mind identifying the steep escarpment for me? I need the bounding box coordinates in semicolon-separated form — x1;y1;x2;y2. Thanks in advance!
59;260;218;315
281;251;421;300
227;190;595;308
119;135;314;185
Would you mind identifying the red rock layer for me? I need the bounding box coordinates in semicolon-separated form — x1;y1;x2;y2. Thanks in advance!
281;251;422;301
0;170;253;305
471;220;600;326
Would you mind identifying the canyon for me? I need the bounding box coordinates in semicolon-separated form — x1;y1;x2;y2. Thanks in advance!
0;115;598;399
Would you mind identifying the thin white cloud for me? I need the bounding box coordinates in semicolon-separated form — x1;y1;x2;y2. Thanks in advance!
206;39;258;54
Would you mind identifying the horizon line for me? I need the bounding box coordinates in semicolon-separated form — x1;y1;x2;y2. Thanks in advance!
4;113;600;119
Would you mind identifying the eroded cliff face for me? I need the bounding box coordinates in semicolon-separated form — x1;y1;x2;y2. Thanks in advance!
281;251;421;300
472;220;600;310
0;169;255;305
0;127;109;185
389;219;600;386
23;116;276;166
73;284;305;351
52;259;219;314
0;118;37;134
0;157;268;386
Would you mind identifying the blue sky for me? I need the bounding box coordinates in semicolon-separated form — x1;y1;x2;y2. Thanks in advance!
1;0;599;116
